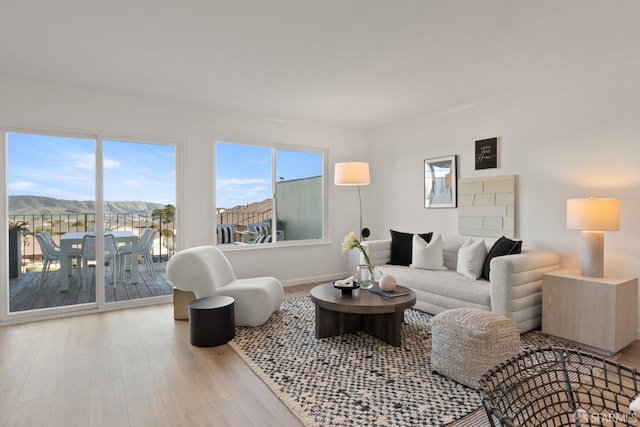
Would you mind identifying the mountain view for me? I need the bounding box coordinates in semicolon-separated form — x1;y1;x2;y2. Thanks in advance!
9;195;164;216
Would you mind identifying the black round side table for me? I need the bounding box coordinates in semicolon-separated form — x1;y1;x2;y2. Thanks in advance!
188;296;235;347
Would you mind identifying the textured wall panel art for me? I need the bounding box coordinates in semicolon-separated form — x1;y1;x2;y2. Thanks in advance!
458;175;516;238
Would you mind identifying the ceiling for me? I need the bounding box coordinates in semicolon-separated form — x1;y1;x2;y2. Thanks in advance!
1;0;639;129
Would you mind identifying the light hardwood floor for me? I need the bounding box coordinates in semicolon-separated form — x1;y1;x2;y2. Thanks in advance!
1;282;639;427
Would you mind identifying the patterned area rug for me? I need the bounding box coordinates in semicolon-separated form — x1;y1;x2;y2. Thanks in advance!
229;296;565;427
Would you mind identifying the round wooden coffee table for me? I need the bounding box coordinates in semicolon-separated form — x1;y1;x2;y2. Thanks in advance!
310;283;416;347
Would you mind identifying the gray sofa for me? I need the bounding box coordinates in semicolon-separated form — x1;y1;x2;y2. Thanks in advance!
361;238;560;332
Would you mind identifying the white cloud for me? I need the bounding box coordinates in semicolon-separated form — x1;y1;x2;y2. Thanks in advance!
68;152;95;170
217;178;269;187
9;181;36;191
104;158;121;169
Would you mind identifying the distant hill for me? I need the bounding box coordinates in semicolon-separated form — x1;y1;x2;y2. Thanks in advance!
9;195;165;216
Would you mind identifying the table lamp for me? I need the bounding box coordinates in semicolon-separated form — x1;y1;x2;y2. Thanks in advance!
566;197;620;277
334;161;370;241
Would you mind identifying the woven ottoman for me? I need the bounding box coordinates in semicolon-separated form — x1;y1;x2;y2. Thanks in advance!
431;308;521;388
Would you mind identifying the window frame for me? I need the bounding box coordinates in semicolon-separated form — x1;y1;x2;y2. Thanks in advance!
215;139;328;250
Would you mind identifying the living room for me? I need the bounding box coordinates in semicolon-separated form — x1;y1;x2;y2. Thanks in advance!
1;1;640;425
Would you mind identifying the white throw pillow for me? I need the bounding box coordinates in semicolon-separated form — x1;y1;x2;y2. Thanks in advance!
456;238;487;280
410;234;448;271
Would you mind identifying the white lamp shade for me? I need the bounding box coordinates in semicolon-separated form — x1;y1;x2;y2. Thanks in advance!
566;198;620;231
334;162;370;186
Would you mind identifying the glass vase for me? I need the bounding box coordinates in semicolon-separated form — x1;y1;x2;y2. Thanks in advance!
356;264;375;289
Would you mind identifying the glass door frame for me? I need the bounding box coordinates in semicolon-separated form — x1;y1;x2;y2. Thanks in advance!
0;127;182;322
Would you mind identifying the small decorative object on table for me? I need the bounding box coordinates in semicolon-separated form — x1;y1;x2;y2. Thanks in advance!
333;276;360;295
356;264;375;289
379;274;397;291
342;231;376;289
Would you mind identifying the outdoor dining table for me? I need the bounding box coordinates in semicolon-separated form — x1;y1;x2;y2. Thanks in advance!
59;231;139;290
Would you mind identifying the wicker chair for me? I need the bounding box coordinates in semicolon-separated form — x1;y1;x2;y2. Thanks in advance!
478;346;640;426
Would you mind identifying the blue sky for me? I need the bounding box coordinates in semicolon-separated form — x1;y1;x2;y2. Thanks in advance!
8;133;176;205
8;134;321;209
216;142;323;208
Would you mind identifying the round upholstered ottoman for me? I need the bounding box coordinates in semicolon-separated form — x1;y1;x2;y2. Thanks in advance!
431;308;521;388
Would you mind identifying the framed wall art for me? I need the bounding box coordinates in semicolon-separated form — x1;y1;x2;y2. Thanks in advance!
475;137;498;170
424;155;457;208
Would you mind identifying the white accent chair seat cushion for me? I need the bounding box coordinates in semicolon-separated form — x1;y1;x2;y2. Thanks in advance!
166;245;283;327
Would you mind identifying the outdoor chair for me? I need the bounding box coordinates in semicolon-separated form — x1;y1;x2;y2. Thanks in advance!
166;245;283;326
40;230;61;250
117;228;157;280
216;224;237;244
81;233;118;290
248;221;284;243
35;232;82;289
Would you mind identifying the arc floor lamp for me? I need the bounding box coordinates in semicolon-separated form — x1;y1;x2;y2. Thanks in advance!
334;161;370;241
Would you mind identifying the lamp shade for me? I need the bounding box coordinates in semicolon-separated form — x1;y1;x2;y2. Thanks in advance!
566;197;620;231
334;162;370;186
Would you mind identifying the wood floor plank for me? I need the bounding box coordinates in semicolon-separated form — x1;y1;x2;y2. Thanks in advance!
0;366;30;427
6;395;54;427
19;361;61;402
8;282;640;426
122;373;167;426
89;379;129;427
48;386;91;427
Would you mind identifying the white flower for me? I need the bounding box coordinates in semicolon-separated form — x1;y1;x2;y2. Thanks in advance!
340;232;374;275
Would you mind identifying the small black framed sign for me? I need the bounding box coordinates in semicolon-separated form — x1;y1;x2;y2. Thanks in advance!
475;137;498;170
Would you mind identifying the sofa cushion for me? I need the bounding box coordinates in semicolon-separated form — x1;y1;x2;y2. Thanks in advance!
389;230;433;266
377;264;491;307
410;234;447;271
457;238;487;280
481;236;522;280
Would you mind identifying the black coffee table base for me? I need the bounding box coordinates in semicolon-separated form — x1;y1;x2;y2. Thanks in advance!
314;305;406;347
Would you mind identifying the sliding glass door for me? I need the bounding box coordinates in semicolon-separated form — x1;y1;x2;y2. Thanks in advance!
4;131;177;318
103;139;176;304
7;132;97;314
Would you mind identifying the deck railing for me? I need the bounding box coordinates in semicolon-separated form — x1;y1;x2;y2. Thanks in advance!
10;212;175;265
216;208;272;231
13;208;275;268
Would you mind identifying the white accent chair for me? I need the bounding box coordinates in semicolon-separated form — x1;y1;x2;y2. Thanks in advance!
166;245;283;327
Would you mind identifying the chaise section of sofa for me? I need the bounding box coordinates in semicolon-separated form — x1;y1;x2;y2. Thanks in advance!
361;238;560;332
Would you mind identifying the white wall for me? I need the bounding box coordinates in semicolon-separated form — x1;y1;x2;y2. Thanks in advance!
0;75;367;285
367;63;640;279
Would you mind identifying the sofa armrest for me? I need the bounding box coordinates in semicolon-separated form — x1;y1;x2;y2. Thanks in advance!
360;239;392;265
489;250;561;326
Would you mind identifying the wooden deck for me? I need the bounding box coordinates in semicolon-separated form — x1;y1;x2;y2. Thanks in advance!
9;262;172;313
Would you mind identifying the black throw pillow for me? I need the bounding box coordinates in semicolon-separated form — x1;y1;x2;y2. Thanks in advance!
481;236;523;280
389;230;433;266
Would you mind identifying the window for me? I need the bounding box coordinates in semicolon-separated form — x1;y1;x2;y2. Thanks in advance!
215;141;325;246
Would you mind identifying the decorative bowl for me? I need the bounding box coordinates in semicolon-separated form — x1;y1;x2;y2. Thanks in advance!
333;280;360;295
